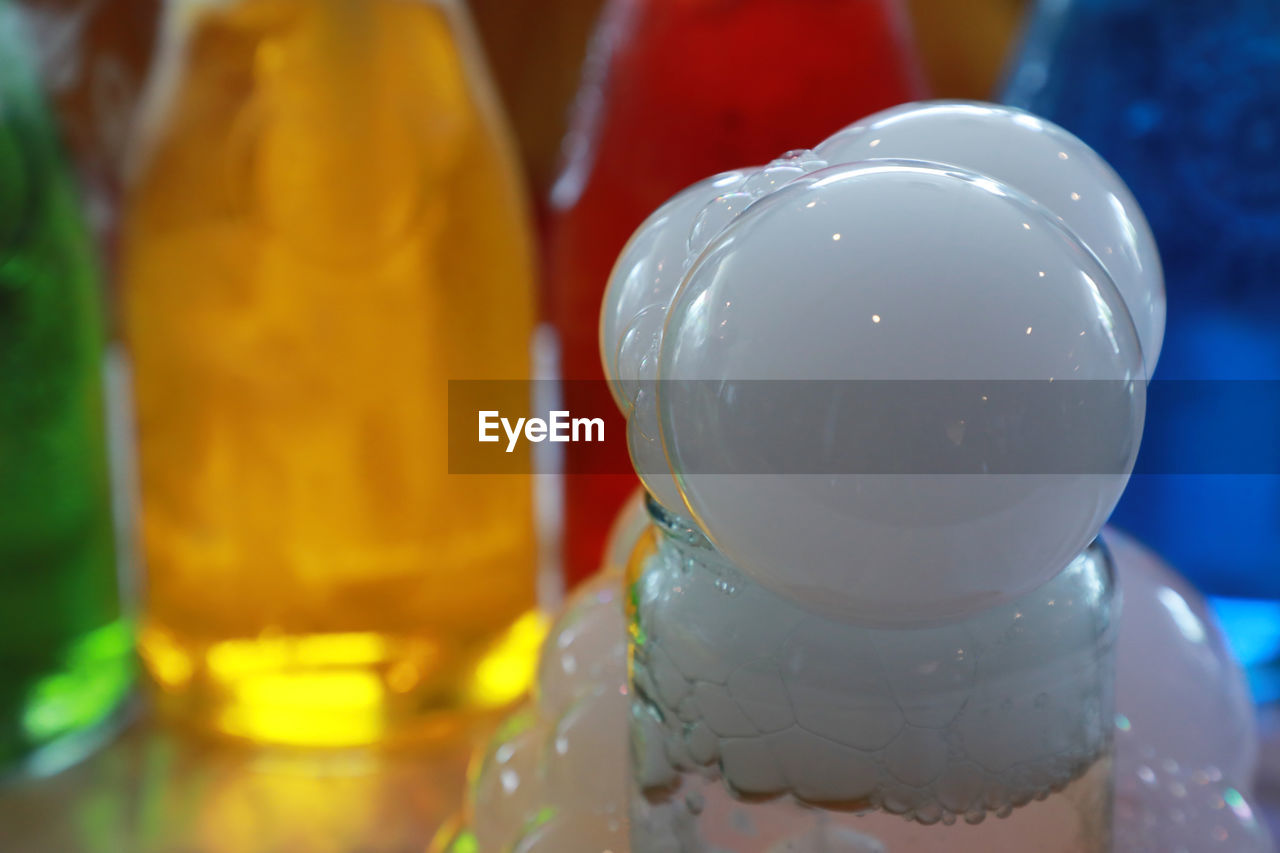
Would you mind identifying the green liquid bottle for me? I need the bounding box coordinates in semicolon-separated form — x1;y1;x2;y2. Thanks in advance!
0;1;132;774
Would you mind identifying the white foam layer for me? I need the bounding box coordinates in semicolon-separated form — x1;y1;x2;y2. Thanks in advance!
629;506;1116;821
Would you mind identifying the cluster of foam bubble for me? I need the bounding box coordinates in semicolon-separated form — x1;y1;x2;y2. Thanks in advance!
439;519;1271;851
454;99;1272;846
603;102;1158;625
629;501;1116;823
604;103;1165;422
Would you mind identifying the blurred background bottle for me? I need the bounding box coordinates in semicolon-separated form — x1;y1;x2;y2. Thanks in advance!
467;0;604;227
1004;0;1280;698
547;0;929;589
14;0;160;286
120;0;541;746
906;0;1027;98
0;0;133;773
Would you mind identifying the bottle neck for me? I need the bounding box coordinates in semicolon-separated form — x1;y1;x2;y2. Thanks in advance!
631;488;1117;813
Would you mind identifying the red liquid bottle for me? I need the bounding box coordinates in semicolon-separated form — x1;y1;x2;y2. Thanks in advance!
548;0;928;588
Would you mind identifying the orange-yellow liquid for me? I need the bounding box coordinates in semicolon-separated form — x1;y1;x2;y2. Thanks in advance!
120;0;541;746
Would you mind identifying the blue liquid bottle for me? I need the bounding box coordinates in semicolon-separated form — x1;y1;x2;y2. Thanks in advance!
1004;0;1280;697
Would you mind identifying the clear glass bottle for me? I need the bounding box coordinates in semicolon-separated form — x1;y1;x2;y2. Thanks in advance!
120;0;541;746
627;498;1117;852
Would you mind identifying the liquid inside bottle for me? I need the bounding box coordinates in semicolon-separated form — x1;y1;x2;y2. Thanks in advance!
627;499;1117;852
1002;0;1280;694
121;0;540;746
0;2;133;773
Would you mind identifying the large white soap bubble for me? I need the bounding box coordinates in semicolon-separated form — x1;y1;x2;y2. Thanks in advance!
600;171;751;511
816;102;1165;375
660;161;1145;625
1108;527;1258;787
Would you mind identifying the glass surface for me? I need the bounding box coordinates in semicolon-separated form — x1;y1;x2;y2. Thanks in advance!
628;498;1117;851
467;0;604;215
546;0;929;589
0;1;133;774
120;0;540;746
1002;0;1280;695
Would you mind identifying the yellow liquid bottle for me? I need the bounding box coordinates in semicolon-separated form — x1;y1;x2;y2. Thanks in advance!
120;0;541;747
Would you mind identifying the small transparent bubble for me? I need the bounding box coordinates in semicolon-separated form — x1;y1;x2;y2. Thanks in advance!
632;385;661;442
741;164;806;198
775;148;828;171
616;305;665;406
687;192;753;258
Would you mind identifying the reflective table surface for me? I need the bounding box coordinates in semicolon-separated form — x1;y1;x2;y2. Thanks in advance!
0;703;477;852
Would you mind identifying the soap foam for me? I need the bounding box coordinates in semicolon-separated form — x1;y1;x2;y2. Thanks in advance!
629;506;1115;823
